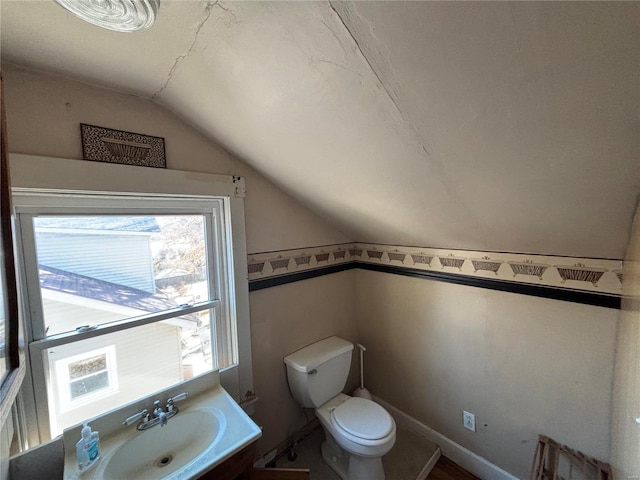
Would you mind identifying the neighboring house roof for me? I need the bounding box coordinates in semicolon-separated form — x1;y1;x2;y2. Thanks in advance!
39;264;194;318
155;268;192;279
34;216;160;233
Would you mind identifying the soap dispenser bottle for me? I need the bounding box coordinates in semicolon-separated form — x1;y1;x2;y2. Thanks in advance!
76;421;100;473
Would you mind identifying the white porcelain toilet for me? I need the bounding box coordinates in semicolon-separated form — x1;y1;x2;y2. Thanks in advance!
284;336;396;480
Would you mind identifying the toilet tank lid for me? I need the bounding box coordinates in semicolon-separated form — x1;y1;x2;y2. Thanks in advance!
284;336;354;373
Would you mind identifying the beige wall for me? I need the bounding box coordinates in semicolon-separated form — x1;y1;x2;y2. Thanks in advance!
249;271;359;455
1;64;353;467
1;62;630;480
611;204;640;479
355;269;618;479
1;63;350;254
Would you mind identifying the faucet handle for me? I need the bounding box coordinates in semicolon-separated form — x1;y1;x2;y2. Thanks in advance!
168;392;188;403
166;392;188;412
123;408;148;426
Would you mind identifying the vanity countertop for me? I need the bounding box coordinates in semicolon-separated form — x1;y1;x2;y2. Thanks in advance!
62;384;261;480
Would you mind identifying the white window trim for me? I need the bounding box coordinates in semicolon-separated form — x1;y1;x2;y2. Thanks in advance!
10;154;252;446
16;195;226;339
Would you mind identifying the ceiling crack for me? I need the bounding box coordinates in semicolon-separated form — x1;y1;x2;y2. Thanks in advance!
316;59;363;79
328;1;436;159
326;1;485;233
328;1;406;123
151;1;217;101
320;18;350;60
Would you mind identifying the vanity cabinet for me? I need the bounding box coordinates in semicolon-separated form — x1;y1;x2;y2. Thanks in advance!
198;442;256;480
197;441;309;480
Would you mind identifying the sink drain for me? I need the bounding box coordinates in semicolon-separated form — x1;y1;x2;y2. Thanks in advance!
154;454;174;468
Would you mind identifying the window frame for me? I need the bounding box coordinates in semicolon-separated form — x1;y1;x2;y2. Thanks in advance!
9;154;252;447
16;194;227;339
0;77;26;436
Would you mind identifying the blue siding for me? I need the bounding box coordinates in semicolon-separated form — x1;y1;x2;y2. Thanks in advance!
35;232;155;293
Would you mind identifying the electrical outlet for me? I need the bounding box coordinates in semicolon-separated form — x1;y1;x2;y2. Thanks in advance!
463;410;476;432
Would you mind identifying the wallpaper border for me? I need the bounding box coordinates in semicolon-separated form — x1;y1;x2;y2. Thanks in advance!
247;243;623;309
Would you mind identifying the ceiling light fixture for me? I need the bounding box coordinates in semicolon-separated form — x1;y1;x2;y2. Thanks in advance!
54;0;160;32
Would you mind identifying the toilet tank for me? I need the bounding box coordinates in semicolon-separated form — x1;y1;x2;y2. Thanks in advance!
284;336;354;408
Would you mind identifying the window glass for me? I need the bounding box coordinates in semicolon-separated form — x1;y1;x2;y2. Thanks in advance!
68;353;109;399
33;215;210;336
45;311;215;435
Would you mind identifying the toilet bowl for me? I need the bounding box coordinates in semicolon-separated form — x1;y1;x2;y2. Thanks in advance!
316;394;396;480
284;336;396;480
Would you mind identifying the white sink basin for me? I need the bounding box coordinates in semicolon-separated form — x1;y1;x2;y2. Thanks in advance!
63;379;262;480
101;408;226;480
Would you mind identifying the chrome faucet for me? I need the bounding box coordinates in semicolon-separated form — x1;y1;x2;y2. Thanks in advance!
122;393;188;430
154;400;168;427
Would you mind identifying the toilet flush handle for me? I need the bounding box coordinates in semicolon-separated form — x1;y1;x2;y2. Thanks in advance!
308;369;317;376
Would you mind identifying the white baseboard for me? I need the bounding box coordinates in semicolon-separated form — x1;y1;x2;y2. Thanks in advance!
374;396;520;480
417;447;441;480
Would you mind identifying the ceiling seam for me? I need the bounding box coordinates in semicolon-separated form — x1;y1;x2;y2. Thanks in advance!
327;1;485;239
150;1;217;101
327;1;406;124
327;1;446;166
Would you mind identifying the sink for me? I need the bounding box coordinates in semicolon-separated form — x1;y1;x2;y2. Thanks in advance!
62;376;262;480
100;408;225;480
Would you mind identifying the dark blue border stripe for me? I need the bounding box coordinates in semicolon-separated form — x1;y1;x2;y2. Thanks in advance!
248;261;621;309
248;263;355;292
356;262;621;309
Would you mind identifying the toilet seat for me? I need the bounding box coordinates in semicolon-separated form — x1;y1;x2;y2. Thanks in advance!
317;394;397;458
330;397;394;444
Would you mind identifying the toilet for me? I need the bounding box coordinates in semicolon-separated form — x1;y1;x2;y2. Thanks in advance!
284;336;396;480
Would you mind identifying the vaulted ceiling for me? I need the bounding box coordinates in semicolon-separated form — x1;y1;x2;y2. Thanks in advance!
2;1;639;258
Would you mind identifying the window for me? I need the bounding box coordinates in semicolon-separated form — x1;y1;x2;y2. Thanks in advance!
68;352;111;400
55;346;117;407
16;194;238;437
10;156;252;446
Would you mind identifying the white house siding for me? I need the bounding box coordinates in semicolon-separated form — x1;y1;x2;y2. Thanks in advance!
42;296;139;336
35;232;155;293
46;322;182;435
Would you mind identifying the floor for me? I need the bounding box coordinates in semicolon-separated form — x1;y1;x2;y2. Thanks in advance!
428;457;480;480
276;425;446;480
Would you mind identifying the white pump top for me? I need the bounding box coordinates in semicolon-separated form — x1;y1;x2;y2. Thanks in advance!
81;421;92;440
